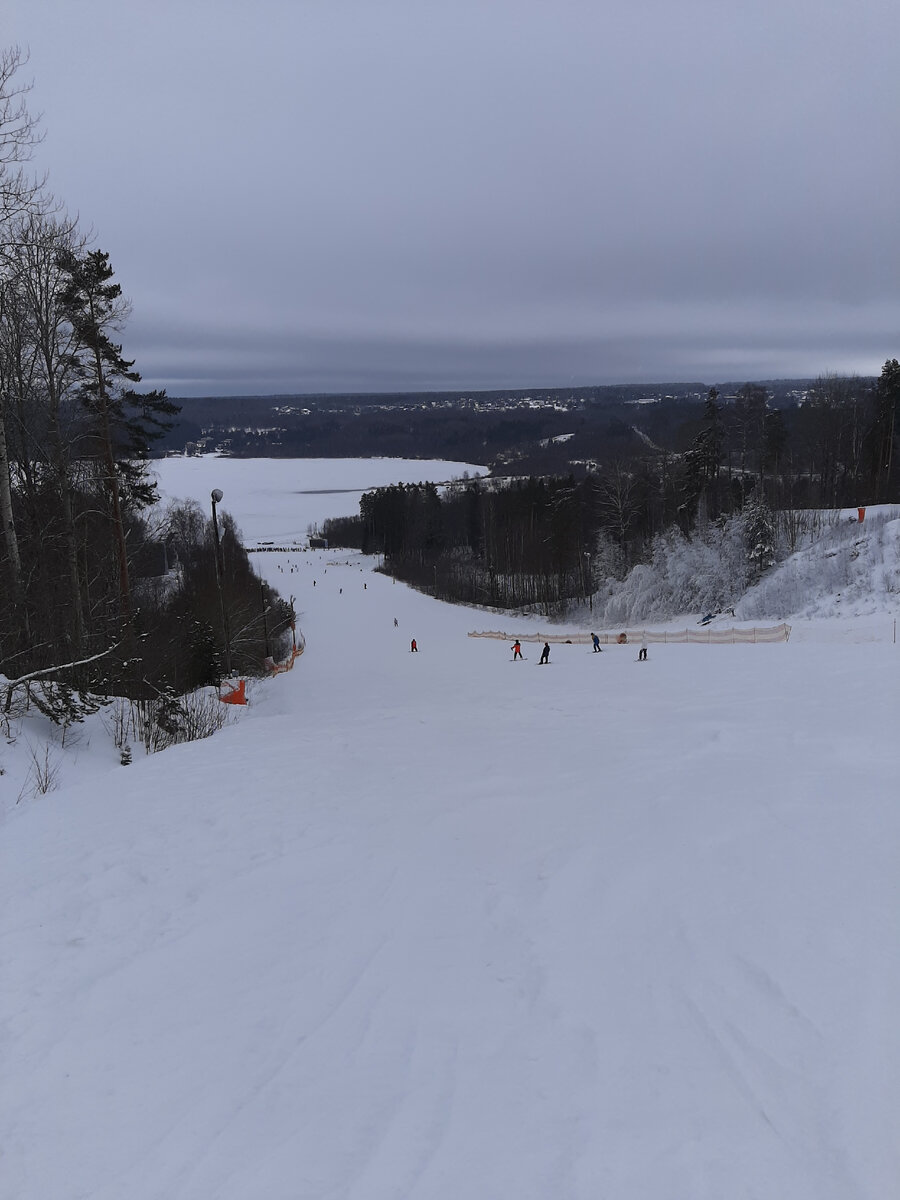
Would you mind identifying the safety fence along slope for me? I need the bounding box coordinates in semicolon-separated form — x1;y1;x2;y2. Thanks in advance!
266;626;306;675
468;624;792;645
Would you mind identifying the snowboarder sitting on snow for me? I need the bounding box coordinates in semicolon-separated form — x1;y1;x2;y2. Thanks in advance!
512;640;523;660
539;642;550;664
591;632;602;652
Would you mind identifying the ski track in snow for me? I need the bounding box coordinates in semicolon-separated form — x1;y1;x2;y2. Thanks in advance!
2;460;900;1199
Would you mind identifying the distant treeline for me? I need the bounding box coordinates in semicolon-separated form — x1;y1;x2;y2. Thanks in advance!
169;398;688;467
164;377;887;485
169;381;713;425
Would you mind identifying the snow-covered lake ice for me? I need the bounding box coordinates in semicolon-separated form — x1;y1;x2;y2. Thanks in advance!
152;455;488;545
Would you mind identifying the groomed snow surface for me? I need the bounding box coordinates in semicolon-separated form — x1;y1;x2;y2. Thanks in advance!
2;460;900;1199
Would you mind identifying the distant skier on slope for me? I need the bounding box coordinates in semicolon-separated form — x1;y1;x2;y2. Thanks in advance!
638;636;648;661
591;632;602;652
539;642;550;665
410;638;418;652
512;640;523;660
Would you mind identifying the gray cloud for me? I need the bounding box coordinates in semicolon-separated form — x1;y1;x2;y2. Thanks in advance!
9;0;900;395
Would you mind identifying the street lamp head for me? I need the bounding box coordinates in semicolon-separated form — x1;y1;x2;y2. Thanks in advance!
211;488;224;504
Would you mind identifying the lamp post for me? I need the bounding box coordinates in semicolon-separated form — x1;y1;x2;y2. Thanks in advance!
210;488;233;676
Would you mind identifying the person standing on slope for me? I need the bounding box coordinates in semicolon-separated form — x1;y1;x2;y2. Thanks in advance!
539;642;550;665
638;636;648;661
512;640;523;660
591;632;602;652
410;638;418;652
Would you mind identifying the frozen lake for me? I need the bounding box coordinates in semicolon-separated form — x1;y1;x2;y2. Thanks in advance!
152;455;488;546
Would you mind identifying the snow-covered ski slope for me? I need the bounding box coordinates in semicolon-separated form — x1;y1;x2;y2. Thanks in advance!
2;466;900;1199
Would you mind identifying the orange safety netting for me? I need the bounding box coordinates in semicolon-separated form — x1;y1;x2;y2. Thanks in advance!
265;627;306;675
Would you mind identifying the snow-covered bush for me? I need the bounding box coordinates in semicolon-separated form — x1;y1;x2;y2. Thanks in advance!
595;512;751;623
106;687;231;757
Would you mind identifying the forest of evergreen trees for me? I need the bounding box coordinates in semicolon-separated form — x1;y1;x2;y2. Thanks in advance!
323;370;900;614
0;49;292;728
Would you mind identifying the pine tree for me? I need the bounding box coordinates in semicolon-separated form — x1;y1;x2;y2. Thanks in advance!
681;388;726;527
762;409;788;505
871;359;899;502
56;248;178;623
703;387;725;510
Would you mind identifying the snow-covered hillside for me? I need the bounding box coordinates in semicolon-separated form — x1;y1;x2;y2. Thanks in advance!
2;465;899;1199
594;505;900;631
739;507;900;622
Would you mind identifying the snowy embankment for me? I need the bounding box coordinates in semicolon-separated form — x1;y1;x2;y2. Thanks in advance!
738;507;900;622
2;474;900;1197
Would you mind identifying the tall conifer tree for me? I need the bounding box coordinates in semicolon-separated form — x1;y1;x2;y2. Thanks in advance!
56;248;177;624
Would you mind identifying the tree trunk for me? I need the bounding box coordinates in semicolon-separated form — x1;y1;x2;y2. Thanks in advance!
0;400;21;585
93;346;132;624
43;379;86;652
0;397;28;641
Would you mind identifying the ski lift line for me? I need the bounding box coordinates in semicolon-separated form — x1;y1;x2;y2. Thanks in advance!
468;624;792;645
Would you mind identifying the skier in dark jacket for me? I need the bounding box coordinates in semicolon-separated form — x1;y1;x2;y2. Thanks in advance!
591;632;602;652
539;642;550;664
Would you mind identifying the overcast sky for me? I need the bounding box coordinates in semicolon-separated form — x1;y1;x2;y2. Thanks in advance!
8;0;900;396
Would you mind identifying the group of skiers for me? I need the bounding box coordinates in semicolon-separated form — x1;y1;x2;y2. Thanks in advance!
510;633;648;662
